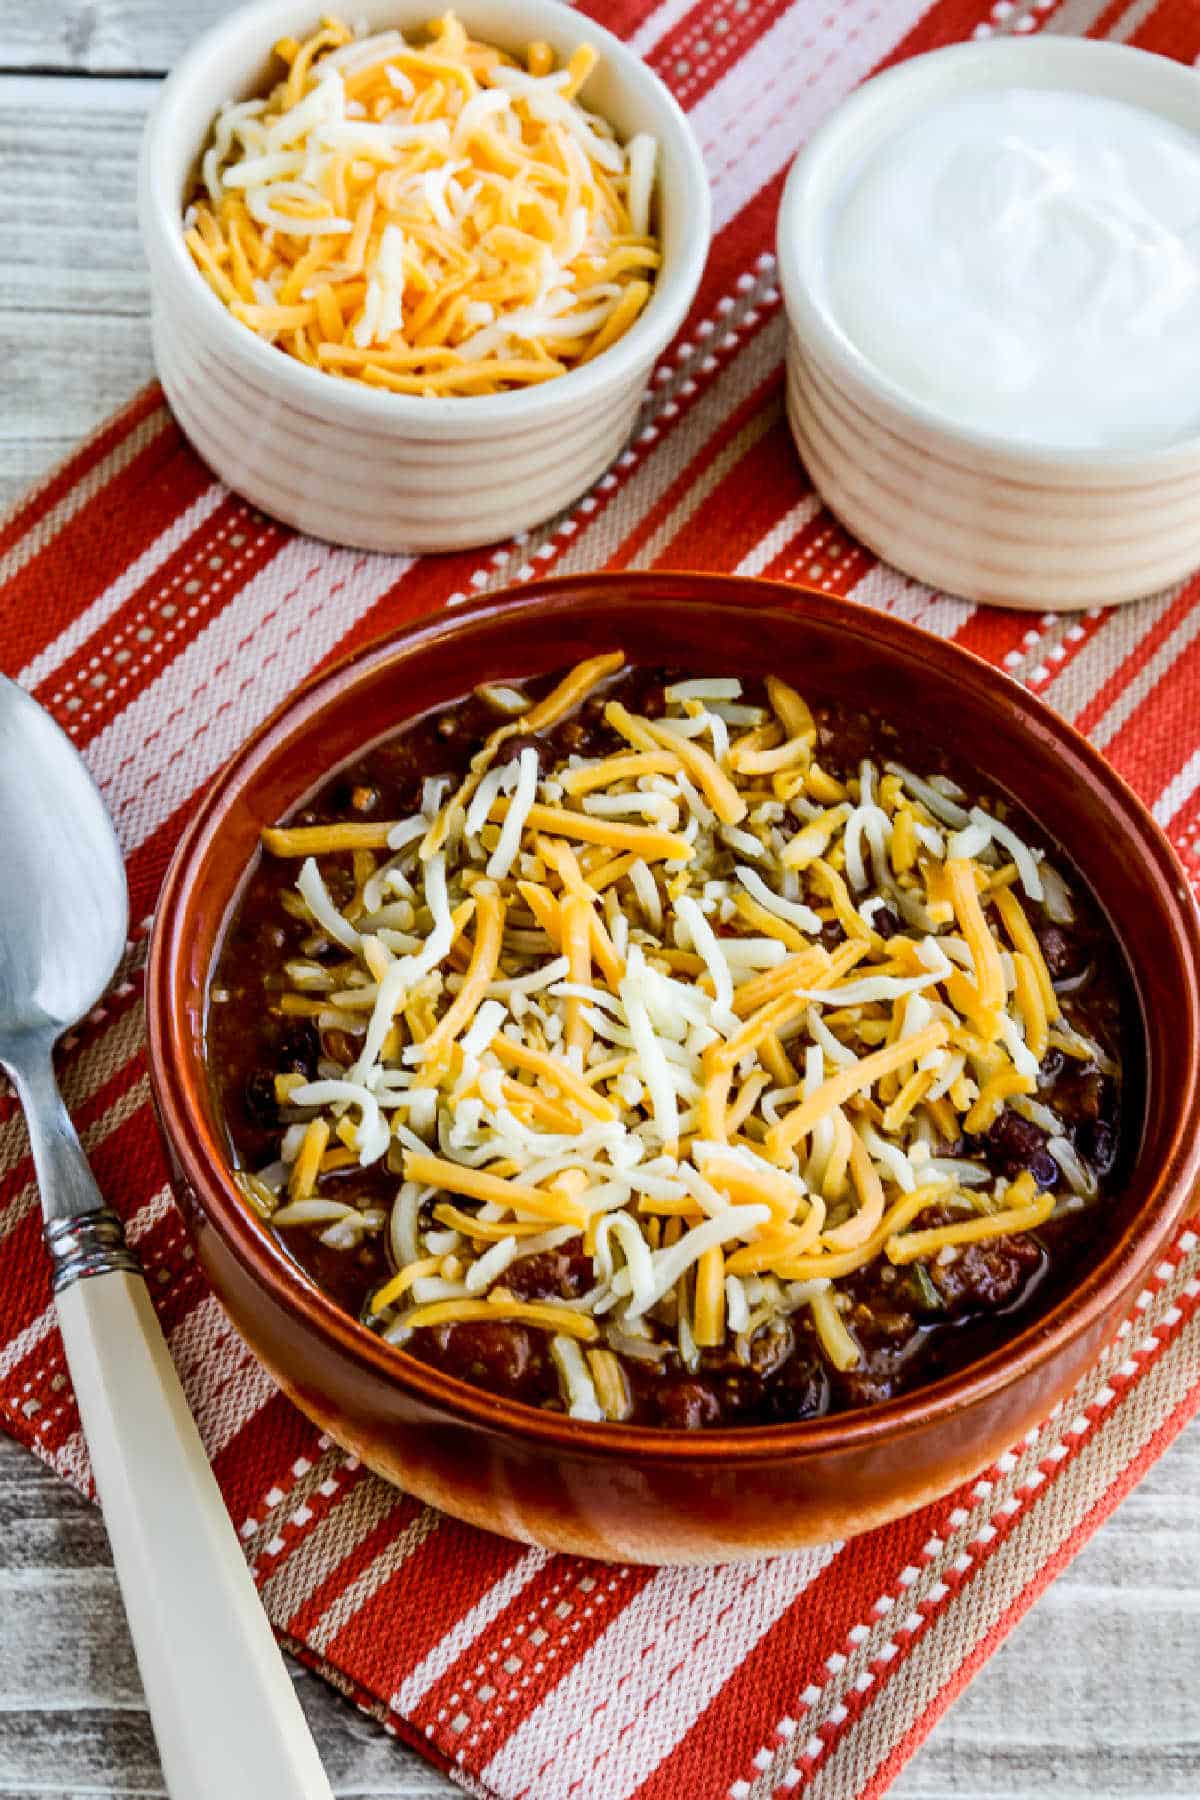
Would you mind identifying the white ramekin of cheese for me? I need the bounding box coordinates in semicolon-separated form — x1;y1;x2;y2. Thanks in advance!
777;39;1200;611
139;0;710;554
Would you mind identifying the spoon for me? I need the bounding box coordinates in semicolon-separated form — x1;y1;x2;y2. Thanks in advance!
0;677;334;1800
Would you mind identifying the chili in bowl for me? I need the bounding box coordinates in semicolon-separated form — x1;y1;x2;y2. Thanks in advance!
212;657;1129;1430
148;575;1200;1562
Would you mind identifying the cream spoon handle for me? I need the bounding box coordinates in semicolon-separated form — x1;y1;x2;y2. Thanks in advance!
55;1260;335;1800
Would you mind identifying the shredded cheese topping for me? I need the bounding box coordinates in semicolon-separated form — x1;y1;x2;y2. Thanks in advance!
184;13;659;394
237;656;1118;1423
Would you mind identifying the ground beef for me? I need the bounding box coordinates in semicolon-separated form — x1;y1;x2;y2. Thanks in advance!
832;1288;922;1407
656;1379;723;1429
415;1321;552;1408
1055;1068;1111;1123
504;1241;594;1302
746;1318;796;1379
835;1369;902;1408
699;1319;796;1384
635;683;668;719
647;1349;831;1427
926;1229;1044;1315
622;1326;834;1428
321;1028;359;1066
814;703;880;767
1038;924;1084;980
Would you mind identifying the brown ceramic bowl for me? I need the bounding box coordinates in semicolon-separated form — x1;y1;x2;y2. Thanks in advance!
146;573;1200;1564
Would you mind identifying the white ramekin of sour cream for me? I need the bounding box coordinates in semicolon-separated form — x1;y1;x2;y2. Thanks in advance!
777;38;1200;611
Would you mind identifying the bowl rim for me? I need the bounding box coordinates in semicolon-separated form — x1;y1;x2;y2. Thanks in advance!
776;37;1200;477
147;572;1200;1464
137;0;712;435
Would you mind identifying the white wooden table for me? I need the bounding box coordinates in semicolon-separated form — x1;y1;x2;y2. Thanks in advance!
0;6;1197;1795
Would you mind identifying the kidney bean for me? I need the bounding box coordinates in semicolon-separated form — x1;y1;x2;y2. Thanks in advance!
492;732;547;773
982;1108;1049;1178
761;1355;830;1421
320;1028;359;1068
1078;1118;1118;1177
1030;1149;1061;1189
242;1070;278;1130
275;1021;320;1080
505;1242;593;1301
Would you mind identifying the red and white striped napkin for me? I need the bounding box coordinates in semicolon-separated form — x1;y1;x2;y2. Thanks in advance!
3;3;1200;1795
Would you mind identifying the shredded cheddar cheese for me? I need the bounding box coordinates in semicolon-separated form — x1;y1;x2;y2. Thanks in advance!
185;14;660;395
886;1188;1055;1264
395;1296;600;1339
243;656;1117;1422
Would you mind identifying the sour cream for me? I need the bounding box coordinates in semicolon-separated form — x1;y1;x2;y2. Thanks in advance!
824;88;1200;450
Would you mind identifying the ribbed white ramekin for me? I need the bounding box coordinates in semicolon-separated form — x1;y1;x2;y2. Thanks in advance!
139;0;711;554
777;39;1200;612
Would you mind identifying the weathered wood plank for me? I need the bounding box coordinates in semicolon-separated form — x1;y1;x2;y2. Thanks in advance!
0;315;157;516
0;77;155;514
0;76;154;308
0;3;237;75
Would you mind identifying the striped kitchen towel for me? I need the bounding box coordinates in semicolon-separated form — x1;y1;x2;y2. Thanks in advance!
3;2;1200;1796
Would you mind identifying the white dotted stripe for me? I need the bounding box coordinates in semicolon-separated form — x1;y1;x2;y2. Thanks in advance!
55;509;266;735
390;1551;551;1716
21;483;226;696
